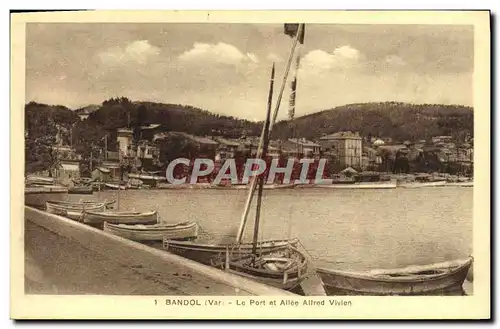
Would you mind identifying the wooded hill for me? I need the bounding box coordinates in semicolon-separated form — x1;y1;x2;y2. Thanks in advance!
25;99;474;172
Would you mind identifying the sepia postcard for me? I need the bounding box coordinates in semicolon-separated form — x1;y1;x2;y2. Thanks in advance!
10;10;490;320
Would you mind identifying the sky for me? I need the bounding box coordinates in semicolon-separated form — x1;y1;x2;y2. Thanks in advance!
25;23;473;121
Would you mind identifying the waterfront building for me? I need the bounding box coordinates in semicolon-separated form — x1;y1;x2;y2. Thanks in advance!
319;131;363;168
54;159;81;184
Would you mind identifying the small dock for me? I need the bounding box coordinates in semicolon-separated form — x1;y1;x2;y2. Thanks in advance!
23;206;295;296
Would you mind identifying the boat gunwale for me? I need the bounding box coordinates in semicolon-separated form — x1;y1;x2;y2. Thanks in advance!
104;221;197;232
84;210;158;218
163;237;300;250
316;258;473;284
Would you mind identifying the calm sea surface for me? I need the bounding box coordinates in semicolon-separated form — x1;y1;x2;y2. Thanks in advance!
69;187;472;271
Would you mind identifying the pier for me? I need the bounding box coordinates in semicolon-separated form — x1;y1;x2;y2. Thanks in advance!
24;206;295;296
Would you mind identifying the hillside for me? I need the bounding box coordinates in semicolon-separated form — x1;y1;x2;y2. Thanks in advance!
272;102;473;142
25;99;474;149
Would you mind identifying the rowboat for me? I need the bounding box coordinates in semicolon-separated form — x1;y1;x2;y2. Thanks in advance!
26;176;55;186
316;257;473;296
68;185;94;194
445;181;473;187
46;201;106;220
103;221;198;242
315;182;397;189
105;183;127;190
162;238;300;266
45;199;115;208
82;210;159;225
210;183;296;190
398;180;447;188
216;247;309;290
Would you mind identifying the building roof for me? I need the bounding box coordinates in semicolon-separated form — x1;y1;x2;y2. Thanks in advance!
377;145;409;153
60;162;79;171
214;137;241;147
96;167;111;173
175;132;219;145
320;131;362;140
288;138;320;147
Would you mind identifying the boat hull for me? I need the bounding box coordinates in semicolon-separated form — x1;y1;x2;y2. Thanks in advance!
163;238;300;266
45;201;106;220
104;183;127;190
398;180;447;188
68;186;94;194
221;248;310;291
315;182;397;189
24;186;68;208
83;210;159;225
446;182;474;187
317;258;473;296
104;221;198;241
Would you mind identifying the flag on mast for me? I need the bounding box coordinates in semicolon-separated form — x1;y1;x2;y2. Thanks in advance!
288;54;301;120
284;23;305;44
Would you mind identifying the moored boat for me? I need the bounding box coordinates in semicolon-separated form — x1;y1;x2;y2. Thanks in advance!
105;183;127;190
82;210;159;225
103;221;198;241
315;182;397;189
46;200;106;220
68;185;94;194
217;246;309;290
445;181;473;187
398;180;447;188
24;185;68;208
316;257;473;296
162;238;300;266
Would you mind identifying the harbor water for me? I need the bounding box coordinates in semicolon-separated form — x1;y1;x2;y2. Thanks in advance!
69;187;472;272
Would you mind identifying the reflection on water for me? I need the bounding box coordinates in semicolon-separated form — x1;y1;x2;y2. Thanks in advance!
69;187;472;271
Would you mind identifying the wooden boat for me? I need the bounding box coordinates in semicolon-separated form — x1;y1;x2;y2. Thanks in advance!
217;246;309;290
46;201;106;220
25;176;55;186
398;180;447;188
445;181;473;187
316;257;473;296
105;183;127;190
263;183;296;190
315;182;397;189
45;199;115;208
210;183;295;190
24;185;68;208
163;238;300;266
68;185;93;194
127;173;166;181
82;210;159;225
103;221;198;242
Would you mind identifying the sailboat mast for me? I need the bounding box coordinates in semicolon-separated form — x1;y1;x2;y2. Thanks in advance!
236;23;304;244
251;63;275;256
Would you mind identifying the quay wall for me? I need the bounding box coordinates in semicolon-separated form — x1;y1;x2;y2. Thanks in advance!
25;206;294;296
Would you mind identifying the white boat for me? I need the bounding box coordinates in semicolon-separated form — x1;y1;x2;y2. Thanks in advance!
314;182;397;189
445;181;473;187
317;257;473;296
127;173;167;181
398;180;447;188
105;183;127;190
103;221;198;241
